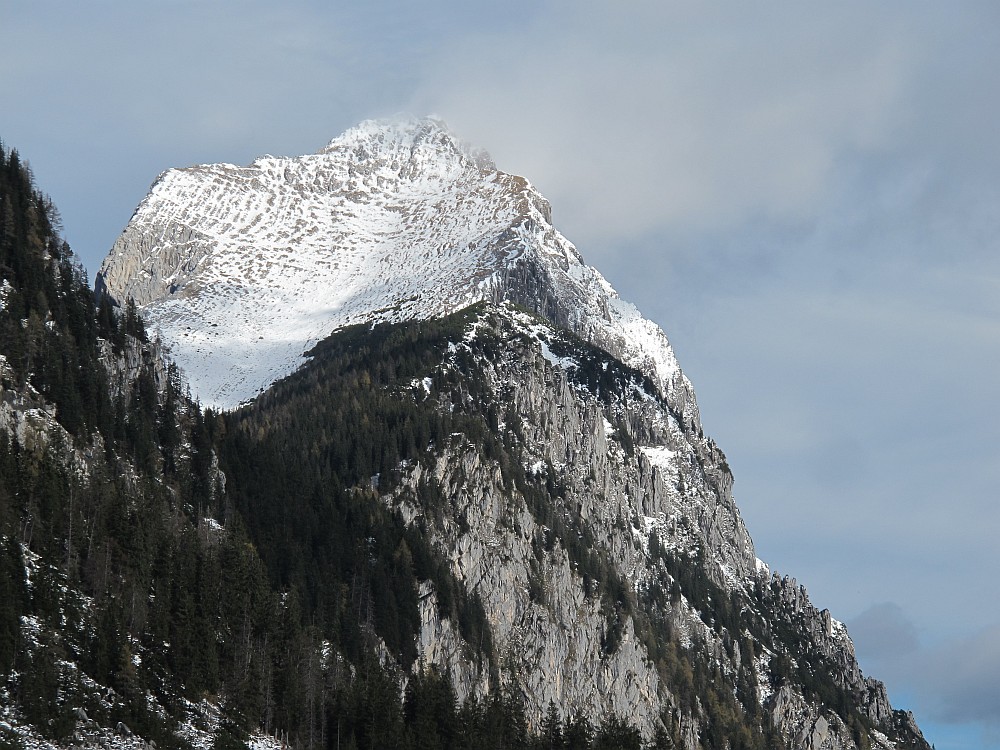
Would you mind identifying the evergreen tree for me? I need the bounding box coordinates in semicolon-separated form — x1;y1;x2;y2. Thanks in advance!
538;701;564;750
0;534;27;674
562;711;593;750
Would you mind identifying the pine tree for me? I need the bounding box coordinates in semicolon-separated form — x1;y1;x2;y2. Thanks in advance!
562;710;592;750
539;700;564;750
0;535;27;674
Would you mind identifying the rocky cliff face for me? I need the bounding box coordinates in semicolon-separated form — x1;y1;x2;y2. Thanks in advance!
362;304;924;749
389;306;725;735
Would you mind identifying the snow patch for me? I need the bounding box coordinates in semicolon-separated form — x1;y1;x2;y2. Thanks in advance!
638;444;676;470
538;339;577;371
0;279;13;311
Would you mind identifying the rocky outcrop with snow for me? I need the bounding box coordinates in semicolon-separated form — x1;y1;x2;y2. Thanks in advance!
379;306;921;748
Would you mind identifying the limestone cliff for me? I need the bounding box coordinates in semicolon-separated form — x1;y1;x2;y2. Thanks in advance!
336;304;928;750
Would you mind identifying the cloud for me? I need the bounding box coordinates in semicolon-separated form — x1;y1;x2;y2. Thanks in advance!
922;625;1000;726
848;607;1000;745
413;2;923;247
412;1;1000;294
848;602;920;663
847;603;1000;741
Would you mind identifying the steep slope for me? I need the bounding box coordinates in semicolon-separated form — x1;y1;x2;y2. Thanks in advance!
98;117;689;415
0;141;289;750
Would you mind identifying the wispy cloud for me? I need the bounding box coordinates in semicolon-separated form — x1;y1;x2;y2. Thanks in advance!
412;3;931;245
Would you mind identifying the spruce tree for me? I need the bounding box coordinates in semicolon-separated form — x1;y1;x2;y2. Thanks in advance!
0;535;26;674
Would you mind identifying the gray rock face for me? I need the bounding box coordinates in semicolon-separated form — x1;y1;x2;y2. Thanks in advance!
773;686;851;750
366;306;925;749
0;356;86;478
97;222;212;308
98;334;171;404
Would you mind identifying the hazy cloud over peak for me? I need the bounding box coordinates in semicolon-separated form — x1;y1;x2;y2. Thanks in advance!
413;2;931;247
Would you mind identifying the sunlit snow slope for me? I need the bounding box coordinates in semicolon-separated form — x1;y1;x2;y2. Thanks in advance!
99;117;689;411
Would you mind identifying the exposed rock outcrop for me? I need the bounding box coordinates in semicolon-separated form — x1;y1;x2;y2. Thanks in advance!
366;306;925;749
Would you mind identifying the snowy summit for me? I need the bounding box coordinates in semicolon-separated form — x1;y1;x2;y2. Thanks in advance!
98;117;688;411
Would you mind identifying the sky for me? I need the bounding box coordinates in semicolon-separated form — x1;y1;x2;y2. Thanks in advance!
3;2;999;746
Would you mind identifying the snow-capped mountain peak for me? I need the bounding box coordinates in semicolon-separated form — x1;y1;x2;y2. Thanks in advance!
98;117;689;414
320;115;496;171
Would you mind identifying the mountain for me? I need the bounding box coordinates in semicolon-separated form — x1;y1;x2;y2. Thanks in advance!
0;124;931;750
